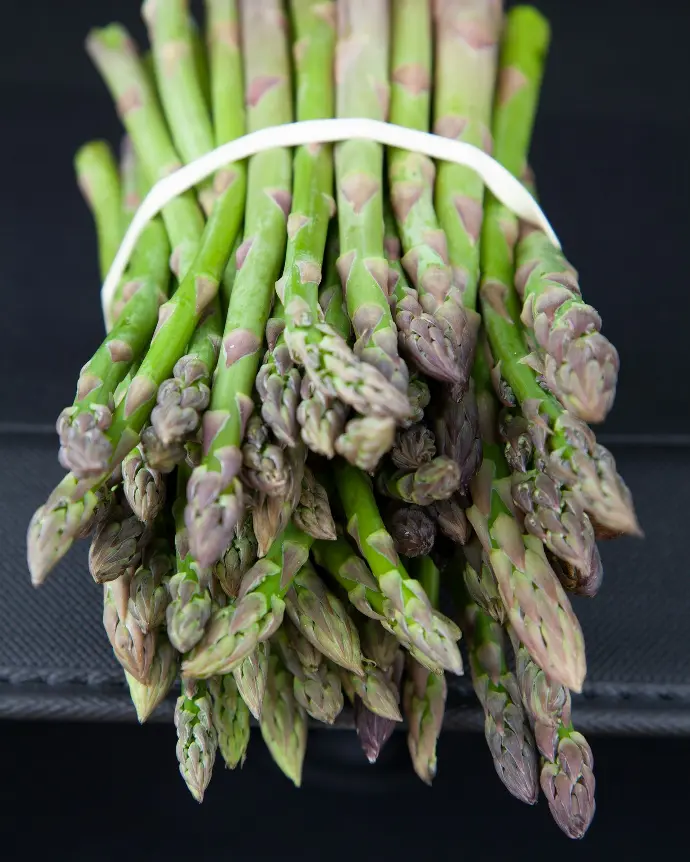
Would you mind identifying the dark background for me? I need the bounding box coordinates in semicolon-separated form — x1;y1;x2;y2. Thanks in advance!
1;0;688;858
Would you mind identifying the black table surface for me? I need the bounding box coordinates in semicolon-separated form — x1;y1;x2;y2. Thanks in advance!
1;0;689;735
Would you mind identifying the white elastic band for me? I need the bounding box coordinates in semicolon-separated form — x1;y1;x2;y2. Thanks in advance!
101;117;560;322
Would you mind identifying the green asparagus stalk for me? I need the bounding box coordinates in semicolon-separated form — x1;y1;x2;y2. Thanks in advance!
125;635;178;722
385;504;436;558
390;423;436;471
185;0;292;568
75;140;123;281
127;539;174;633
256;301;302;447
511;469;603;596
119;135;140;234
402;557;446;783
292;467;337;540
295;233;350;456
167;465;213;653
57;143;170;477
260;652;308;786
103;574;156;683
285;562;364;675
274;620;344;725
512;636;596;838
389;0;477;389
213;515;258;599
312;534;384;621
142;0;217;214
89;498;150;584
479;7;639;537
122;444;166;523
232;641;270;720
209;672;251;769
181;524;313;679
428;496;471;545
251;442;306;556
462;538;506;625
378;456;461;506
467;347;587;692
241;414;292;498
86;25;205;275
205;0;244;147
335;0;410;397
190;13;211;111
515;183;619;424
335;461;463;674
464;599;539;804
433;0;501;312
175;679;218;802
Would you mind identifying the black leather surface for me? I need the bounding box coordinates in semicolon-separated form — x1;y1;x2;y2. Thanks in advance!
0;0;688;731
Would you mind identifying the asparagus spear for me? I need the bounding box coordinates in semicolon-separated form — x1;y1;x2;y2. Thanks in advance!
273;620;344;725
185;0;292;568
479;7;639;537
213;515;258;599
389;0;477;389
75;140;123;281
390;423;436;471
256;301;302;447
511;469;603;596
335;0;410;397
402;556;446;783
385;504;436;558
428;496;471;545
175;679;218;802
377;456;462;506
103;573;156;683
512;637;596;838
260;652;308;787
89;498;150;584
142;0;217;214
209;672;251;769
86;24;205;275
467;348;587;693
433;0;500;313
499;408;534;473
462;538;506;626
515;184;619;424
433;381;483;492
335;461;463;675
57;143;170;477
125;635;178;722
181;524;313;678
167;465;213;653
292;467;337;540
241;414;292;498
251;442;306;556
295;233;349;456
285;562;364;675
464;599;539;804
122;444;166;524
127;538;174;633
232;641;270;720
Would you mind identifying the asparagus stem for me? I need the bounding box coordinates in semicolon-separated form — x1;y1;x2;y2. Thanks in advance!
335;0;410;396
285;562;364;675
142;0;217;214
389;0;477;389
185;0;292;568
119;135;140;234
335;461;463;674
209;672;251;769
433;0;501;313
75;140;123;281
181;524;313;679
512;636;596;839
86;24;205;274
167;464;213;653
175;679;218;802
479;7;639;537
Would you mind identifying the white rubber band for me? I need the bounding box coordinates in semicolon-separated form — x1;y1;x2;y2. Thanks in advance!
101;117;560;323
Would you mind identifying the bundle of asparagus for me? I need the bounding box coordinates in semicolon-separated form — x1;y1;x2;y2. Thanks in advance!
26;0;638;839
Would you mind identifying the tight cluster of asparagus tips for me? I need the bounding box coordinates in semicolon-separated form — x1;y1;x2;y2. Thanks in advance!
26;0;638;839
